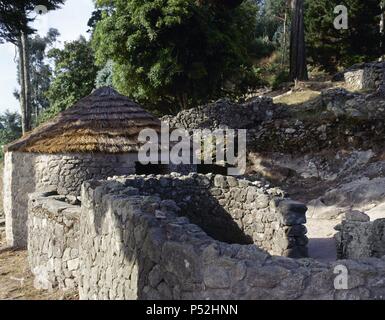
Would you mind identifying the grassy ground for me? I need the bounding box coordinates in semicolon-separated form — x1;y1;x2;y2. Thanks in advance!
273;90;321;105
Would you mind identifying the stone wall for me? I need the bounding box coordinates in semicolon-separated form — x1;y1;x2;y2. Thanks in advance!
27;173;307;294
341;62;385;91
28;191;81;291
335;211;385;260
3;151;137;248
34;153;137;196
79;177;385;300
103;174;308;258
162;97;284;130
4;152;36;248
162;89;385;156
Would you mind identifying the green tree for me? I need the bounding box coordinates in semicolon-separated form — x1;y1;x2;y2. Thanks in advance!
256;0;286;41
256;0;290;65
0;0;64;133
41;37;99;122
95;60;114;88
305;0;383;72
290;0;308;81
0;110;22;159
14;29;60;126
92;0;262;114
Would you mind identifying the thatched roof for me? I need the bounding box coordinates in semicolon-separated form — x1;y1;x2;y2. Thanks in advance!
5;87;161;154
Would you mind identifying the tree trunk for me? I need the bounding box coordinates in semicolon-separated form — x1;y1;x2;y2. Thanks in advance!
18;36;27;135
380;2;385;61
289;0;308;81
21;31;32;132
379;2;385;95
281;12;287;67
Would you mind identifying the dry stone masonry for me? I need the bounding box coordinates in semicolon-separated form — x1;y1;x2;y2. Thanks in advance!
78;176;385;300
335;211;385;260
162;88;385;156
4;151;136;248
27;173;309;294
100;174;309;258
35;153;137;196
3;87;163;250
24;174;385;300
28;191;81;291
7;82;385;300
336;62;385;91
162;97;281;130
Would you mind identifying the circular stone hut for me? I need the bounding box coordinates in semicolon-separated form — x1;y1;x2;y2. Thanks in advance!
3;86;161;248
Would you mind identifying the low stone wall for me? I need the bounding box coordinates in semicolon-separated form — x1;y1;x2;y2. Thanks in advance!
79;177;385;300
335;211;385;260
162;89;385;156
4;151;136;248
342;62;385;91
104;174;308;258
28;191;81;291
162;97;284;130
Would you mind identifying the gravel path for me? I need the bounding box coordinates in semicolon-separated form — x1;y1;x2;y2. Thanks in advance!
306;218;339;263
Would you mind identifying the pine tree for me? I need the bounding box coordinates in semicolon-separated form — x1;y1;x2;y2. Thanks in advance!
92;0;261;114
304;0;383;72
0;0;63;133
42;37;99;122
290;0;308;81
14;29;60;126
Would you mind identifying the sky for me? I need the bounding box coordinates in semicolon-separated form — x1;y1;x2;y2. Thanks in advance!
0;0;95;114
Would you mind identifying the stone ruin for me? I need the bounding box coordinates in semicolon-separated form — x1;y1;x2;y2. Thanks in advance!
163;88;385;156
27;173;307;291
28;191;81;291
335;62;385;91
335;211;385;260
5;84;385;300
26;174;385;300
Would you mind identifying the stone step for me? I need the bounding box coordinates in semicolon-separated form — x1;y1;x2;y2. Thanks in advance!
0;218;5;227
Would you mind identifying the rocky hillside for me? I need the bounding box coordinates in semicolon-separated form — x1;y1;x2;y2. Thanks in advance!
163;84;385;261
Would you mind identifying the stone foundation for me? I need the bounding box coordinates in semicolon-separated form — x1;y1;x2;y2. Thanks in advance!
335;211;385;260
28;191;81;290
22;174;385;300
104;174;308;257
78;176;385;300
28;173;308;295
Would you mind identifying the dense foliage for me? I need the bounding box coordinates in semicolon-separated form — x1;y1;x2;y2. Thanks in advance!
2;0;385;133
41;37;99;122
13;29;59;126
305;0;384;72
0;111;22;159
0;0;63;43
0;0;64;133
95;60;114;88
92;0;263;114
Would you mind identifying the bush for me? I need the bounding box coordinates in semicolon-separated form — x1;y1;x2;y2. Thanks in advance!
271;69;289;90
92;0;267;114
0;111;22;160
